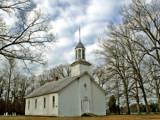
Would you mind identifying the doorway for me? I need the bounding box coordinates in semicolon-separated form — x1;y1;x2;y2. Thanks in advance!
82;96;90;113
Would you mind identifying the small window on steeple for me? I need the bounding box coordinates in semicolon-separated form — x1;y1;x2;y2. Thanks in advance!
76;50;77;59
82;49;85;59
78;49;81;59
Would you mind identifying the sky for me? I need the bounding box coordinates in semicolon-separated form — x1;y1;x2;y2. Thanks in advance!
0;0;136;74
27;0;133;75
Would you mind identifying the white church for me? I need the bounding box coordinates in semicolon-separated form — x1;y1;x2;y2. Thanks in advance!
25;31;106;117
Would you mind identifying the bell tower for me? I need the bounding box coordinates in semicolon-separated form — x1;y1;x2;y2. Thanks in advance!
70;27;91;76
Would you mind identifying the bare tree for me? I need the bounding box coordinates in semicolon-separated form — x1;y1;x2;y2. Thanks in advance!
3;58;17;113
114;0;160;113
104;22;152;113
36;64;71;87
106;24;144;114
98;37;132;114
55;64;71;78
96;0;160;113
0;0;56;65
92;65;109;88
37;70;51;87
18;75;30;100
0;71;6;98
1;61;31;114
147;59;160;111
121;0;160;66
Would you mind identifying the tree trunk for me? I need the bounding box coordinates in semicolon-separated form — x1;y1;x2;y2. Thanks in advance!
158;94;160;112
135;79;141;114
125;91;130;115
117;97;120;114
124;85;130;115
136;72;150;113
154;78;160;111
140;82;150;113
6;70;12;113
117;81;120;114
155;86;160;111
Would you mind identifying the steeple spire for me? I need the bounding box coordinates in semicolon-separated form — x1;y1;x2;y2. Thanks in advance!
75;26;85;49
79;25;81;42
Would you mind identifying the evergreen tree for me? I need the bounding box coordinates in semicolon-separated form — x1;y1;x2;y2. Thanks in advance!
108;95;117;114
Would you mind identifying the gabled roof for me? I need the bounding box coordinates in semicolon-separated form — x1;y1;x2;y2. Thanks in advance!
25;76;77;98
25;72;106;99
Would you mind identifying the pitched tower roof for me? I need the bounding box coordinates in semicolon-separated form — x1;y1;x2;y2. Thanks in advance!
75;41;85;49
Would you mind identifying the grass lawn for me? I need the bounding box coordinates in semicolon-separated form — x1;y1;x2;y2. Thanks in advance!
0;114;160;120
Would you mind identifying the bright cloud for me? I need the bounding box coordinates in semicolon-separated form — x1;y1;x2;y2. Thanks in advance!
30;0;132;74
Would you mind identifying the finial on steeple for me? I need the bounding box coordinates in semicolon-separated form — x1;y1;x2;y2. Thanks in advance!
79;25;81;42
75;26;85;49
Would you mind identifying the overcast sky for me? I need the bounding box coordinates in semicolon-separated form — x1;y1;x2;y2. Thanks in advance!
28;0;133;74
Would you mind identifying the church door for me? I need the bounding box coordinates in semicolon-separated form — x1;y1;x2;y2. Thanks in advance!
82;97;90;113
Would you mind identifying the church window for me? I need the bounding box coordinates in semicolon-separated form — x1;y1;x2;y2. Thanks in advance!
79;49;81;59
35;99;37;109
82;49;85;59
52;96;55;107
44;97;46;108
28;100;30;109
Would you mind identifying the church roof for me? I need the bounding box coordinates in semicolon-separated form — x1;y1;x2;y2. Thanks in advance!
25;72;106;99
25;76;77;98
75;41;85;49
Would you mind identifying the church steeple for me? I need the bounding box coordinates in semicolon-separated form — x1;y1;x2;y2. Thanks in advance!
70;27;91;77
79;26;81;42
75;26;86;61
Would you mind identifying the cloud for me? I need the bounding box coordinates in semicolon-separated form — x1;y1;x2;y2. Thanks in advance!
30;0;132;74
86;42;99;61
86;0;117;21
146;0;152;3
